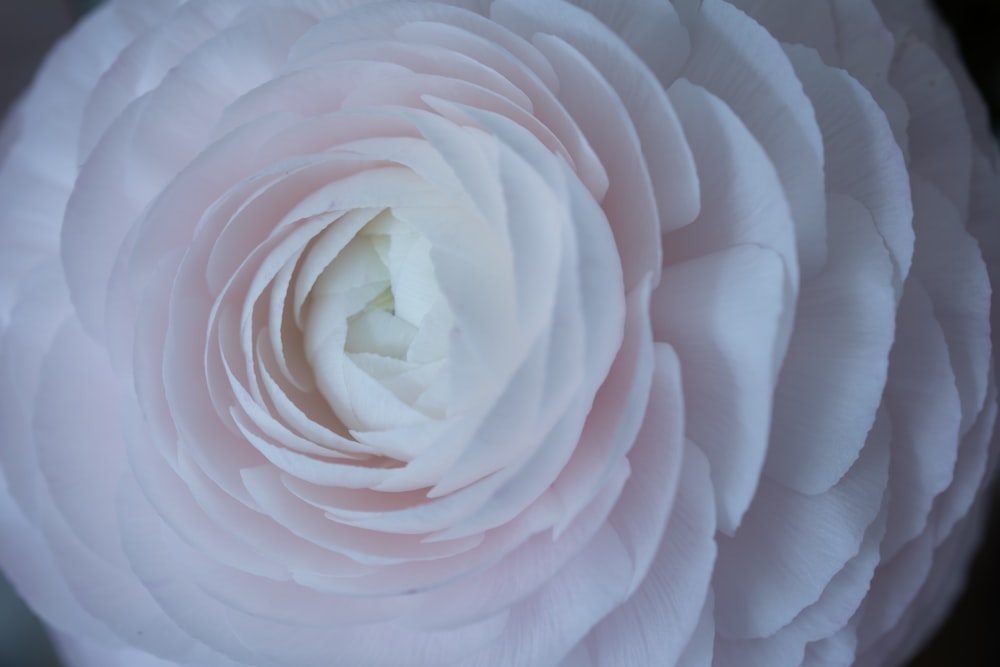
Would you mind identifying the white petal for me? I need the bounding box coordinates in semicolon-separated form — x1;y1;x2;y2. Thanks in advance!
765;195;896;495
579;441;717;666
652;245;789;534
714;417;889;640
678;0;826;277
786;44;913;294
880;281;960;559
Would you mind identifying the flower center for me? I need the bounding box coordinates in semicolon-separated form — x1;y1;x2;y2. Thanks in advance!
304;209;453;423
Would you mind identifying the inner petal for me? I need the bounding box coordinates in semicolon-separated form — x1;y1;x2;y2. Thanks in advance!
303;208;454;427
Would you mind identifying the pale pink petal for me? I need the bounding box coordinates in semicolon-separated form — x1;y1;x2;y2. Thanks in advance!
0;4;133;317
53;629;184;667
892;40;973;220
804;626;860;667
33;321;125;561
0;475;117;645
522;36;661;287
859;479;995;667
545;280;654;539
652;244;787;535
880;281;960;558
726;0;838;59
22;322;226;665
675;592;715;667
569;0;690;86
1;3;997;667
678;0;826;277
663;79;798;277
395;20;609;198
578;441;716;665
714;419;889;639
493;0;700;235
64;8;314;337
555;643;597;667
929;381;997;543
396;462;630;627
858;373;995;662
786;44;913;292
573;342;685;593
0;263;72;514
908;176;992;434
825;0;910;152
119;470;507;667
715;506;888;666
465;522;633;667
655;79;796;534
765;196;895;494
76;0;251;162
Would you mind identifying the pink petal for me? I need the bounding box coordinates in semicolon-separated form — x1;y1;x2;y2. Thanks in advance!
569;0;690;86
726;0;838;60
494;0;700;234
714;506;887;666
578;441;717;665
678;0;827;277
880;282;960;558
53;630;185;667
765;196;895;495
714;423;889;640
652;243;789;534
786;44;913;293
891;40;973;220
909;177;992;434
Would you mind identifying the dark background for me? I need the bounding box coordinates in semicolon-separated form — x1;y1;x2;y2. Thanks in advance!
0;0;996;665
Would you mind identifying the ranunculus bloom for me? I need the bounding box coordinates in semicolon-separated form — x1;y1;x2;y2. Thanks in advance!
1;0;997;665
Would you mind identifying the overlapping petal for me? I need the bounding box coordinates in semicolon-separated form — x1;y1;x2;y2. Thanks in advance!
0;1;996;667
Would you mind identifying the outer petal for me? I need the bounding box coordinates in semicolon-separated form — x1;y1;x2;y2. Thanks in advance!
676;0;826;278
53;630;183;667
657;79;796;535
576;437;717;665
0;3;138;320
714;415;890;640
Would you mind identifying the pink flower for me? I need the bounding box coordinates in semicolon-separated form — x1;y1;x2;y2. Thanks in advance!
0;1;996;666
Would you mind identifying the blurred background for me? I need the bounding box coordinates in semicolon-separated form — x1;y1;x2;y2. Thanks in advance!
0;0;997;665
